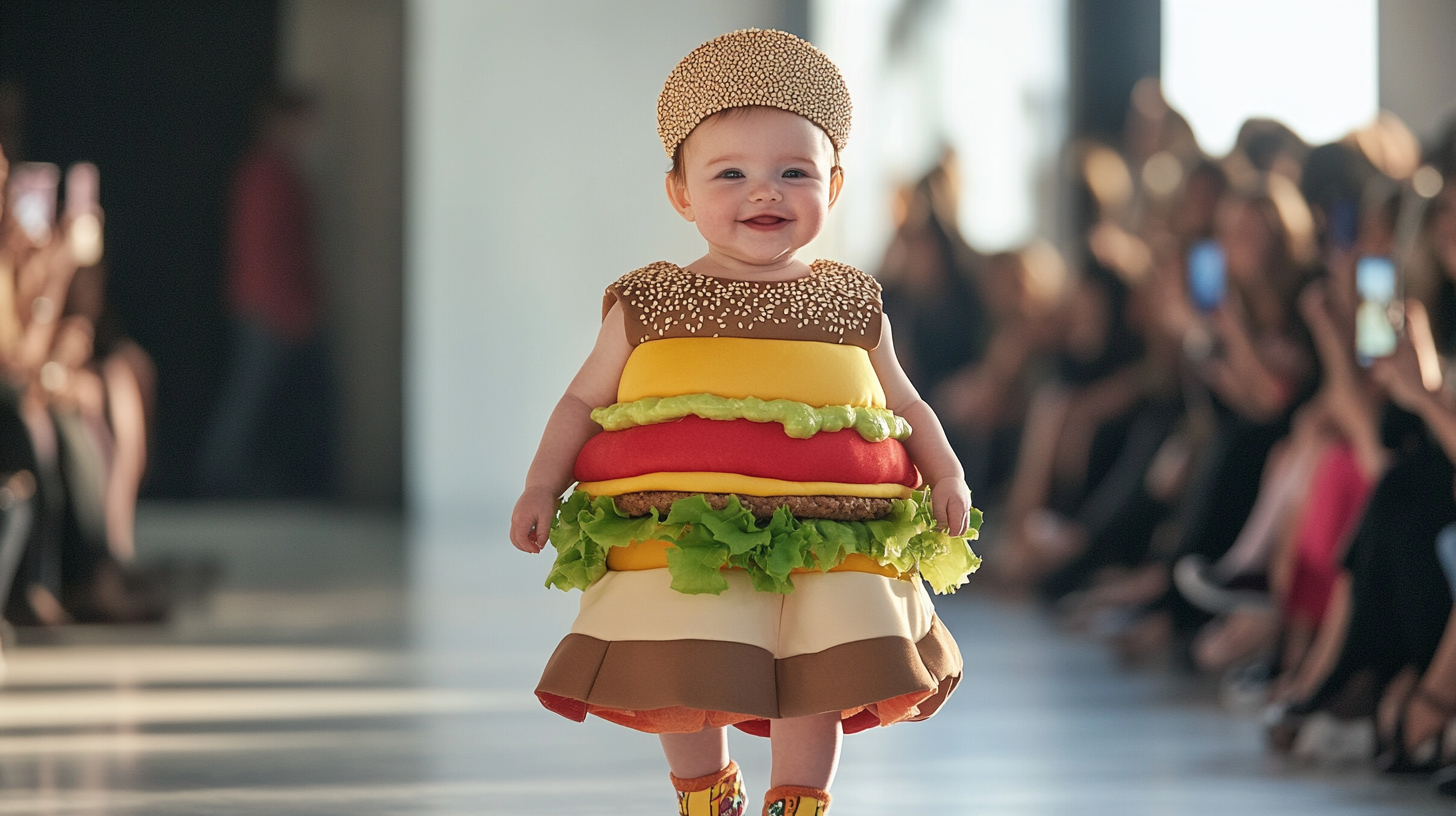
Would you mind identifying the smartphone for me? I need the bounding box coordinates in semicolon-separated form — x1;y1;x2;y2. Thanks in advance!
1355;255;1400;364
1328;198;1360;251
1187;239;1227;312
64;162;103;266
8;162;59;244
64;162;99;219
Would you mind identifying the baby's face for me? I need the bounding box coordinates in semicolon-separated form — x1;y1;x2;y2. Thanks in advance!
669;106;840;268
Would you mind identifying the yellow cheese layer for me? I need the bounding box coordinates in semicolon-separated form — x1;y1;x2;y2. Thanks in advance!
617;337;887;408
577;472;914;499
605;538;910;579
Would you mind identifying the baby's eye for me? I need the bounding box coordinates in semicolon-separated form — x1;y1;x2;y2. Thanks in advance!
719;169;745;179
782;169;807;178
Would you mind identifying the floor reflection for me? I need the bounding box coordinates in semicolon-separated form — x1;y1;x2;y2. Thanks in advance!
0;503;1445;815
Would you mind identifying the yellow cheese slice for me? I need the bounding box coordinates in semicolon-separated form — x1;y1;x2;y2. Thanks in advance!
605;538;910;579
617;337;887;408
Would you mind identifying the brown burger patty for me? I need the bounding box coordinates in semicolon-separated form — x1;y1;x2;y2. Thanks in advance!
611;491;894;522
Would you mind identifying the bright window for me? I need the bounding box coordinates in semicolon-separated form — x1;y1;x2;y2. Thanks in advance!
1162;0;1378;155
811;0;1067;263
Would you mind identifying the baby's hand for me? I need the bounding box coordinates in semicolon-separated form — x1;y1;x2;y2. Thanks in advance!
931;476;973;536
509;488;559;553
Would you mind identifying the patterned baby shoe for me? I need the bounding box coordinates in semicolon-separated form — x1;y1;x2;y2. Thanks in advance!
672;760;746;816
762;785;830;815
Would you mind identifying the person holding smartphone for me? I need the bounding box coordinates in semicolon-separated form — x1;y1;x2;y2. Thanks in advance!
1262;173;1456;789
1116;176;1318;659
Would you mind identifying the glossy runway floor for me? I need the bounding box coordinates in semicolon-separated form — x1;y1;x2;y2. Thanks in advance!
0;505;1449;815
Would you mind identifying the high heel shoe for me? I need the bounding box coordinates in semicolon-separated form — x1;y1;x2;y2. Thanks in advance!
1377;686;1454;775
1434;762;1456;796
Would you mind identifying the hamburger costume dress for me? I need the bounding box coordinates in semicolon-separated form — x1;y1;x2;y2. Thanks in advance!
536;256;981;736
527;29;981;814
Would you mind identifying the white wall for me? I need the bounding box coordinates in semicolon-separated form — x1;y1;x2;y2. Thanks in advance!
811;0;1067;264
1162;0;1378;155
1379;0;1456;144
406;1;793;517
281;0;405;505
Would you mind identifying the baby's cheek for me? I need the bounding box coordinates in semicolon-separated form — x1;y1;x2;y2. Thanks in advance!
794;199;829;236
697;198;738;230
698;206;739;240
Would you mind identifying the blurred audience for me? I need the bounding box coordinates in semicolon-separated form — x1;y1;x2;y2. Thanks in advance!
907;78;1456;794
0;154;164;627
880;153;1068;501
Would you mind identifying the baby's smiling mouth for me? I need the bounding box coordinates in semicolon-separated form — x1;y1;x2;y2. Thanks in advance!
742;215;791;229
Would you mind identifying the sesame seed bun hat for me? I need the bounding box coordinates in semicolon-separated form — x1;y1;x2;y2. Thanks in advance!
657;28;852;158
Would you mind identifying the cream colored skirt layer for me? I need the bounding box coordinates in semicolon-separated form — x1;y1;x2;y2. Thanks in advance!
536;568;962;731
571;569;934;657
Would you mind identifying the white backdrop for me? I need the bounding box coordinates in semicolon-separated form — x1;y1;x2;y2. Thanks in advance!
406;1;793;518
1163;0;1378;155
811;0;1067;264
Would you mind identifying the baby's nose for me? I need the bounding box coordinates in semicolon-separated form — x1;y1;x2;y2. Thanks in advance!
749;181;783;202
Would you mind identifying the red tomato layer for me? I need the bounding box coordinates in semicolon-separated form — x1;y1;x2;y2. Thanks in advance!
574;416;920;487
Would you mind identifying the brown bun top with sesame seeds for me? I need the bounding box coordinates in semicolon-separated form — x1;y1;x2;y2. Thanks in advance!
657;29;852;159
603;260;882;350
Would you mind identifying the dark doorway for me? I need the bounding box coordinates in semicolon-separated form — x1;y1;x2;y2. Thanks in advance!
1070;0;1162;141
0;0;278;497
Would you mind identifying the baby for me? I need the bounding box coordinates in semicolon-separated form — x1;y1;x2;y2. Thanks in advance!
509;29;980;816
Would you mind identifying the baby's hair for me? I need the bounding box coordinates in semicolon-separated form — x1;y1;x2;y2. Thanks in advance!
667;106;841;185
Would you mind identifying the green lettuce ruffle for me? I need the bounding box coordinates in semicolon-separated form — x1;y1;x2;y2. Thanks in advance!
544;488;981;596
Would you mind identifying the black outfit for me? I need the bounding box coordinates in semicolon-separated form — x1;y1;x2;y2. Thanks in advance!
0;385;63;620
1044;265;1145;516
880;216;1002;497
1310;433;1456;710
879;215;988;399
1303;277;1456;710
1160;284;1317;635
881;273;987;399
0;383;135;623
1038;398;1181;601
1158;405;1293;634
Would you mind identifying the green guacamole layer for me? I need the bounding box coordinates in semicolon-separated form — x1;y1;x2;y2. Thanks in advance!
590;393;912;441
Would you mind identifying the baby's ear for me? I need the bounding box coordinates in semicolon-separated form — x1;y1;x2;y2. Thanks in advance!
664;173;695;222
828;166;845;209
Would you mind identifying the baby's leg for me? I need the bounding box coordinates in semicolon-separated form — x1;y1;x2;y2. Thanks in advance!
770;711;841;787
661;727;745;814
660;726;729;778
764;711;842;813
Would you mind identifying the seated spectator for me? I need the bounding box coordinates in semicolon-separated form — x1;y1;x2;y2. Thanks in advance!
1076;172;1318;660
1269;167;1456;782
0;153;163;625
1177;161;1399;680
880;155;1065;502
930;244;1066;504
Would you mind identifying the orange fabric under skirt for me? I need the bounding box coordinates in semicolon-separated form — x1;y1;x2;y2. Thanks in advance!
539;685;952;737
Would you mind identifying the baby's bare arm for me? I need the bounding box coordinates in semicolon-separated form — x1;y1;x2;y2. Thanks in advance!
509;305;632;552
870;314;973;535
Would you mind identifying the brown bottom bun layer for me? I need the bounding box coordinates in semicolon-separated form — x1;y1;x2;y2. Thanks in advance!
612;491;893;521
